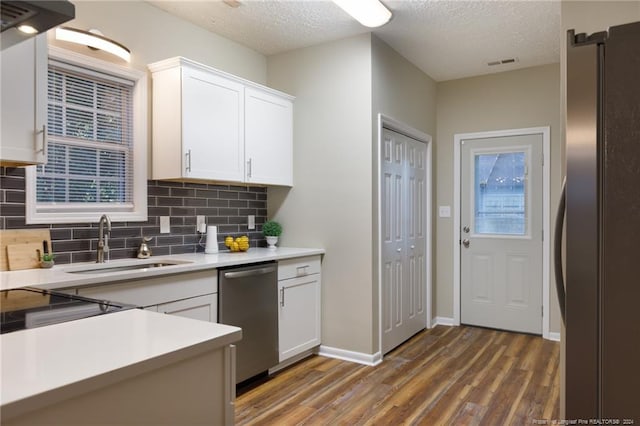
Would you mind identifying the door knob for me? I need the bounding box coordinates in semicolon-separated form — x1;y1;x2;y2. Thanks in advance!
397;248;402;252
463;226;470;233
410;245;415;249
462;239;470;248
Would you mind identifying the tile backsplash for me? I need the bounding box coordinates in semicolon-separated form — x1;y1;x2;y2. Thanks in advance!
0;167;268;265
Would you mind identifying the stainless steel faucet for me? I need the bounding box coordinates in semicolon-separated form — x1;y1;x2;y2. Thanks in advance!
96;214;111;263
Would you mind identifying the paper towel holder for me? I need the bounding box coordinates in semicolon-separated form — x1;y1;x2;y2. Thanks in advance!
204;225;219;254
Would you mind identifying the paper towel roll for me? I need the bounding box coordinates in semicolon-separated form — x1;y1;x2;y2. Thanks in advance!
204;225;218;254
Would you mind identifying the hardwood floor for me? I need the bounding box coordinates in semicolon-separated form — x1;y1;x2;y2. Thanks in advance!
235;325;560;425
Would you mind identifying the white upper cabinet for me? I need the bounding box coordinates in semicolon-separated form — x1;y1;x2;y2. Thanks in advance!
1;34;47;166
245;88;293;186
149;57;293;186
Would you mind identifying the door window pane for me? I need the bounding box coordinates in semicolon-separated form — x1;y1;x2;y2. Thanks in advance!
474;152;526;235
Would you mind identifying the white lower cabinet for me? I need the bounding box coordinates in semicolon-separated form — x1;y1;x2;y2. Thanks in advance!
277;256;321;362
151;293;217;322
76;269;218;323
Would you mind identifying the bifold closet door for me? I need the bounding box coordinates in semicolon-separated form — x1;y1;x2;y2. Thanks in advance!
381;128;427;354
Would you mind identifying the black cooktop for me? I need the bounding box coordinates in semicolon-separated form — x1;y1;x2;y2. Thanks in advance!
0;288;136;334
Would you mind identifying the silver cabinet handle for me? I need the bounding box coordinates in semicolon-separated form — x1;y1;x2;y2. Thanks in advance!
185;149;192;173
247;158;252;178
36;124;47;154
280;287;285;307
462;239;470;248
296;265;310;276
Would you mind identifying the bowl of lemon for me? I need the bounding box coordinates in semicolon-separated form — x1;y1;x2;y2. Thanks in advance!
225;235;250;252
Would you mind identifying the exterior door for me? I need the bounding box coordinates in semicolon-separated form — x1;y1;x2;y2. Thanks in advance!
381;128;427;354
460;134;543;334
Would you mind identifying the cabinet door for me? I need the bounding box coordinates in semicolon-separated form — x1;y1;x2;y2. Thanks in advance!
0;34;47;166
244;87;293;186
278;275;321;361
156;294;217;323
182;66;244;182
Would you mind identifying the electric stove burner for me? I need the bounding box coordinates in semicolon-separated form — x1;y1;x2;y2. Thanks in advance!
0;288;136;334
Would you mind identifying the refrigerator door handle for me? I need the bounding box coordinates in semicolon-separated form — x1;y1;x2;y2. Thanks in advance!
554;178;567;325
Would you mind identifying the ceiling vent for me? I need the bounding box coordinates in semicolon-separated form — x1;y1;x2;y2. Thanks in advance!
488;57;519;66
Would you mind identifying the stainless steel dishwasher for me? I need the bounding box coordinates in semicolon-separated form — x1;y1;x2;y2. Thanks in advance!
218;261;278;384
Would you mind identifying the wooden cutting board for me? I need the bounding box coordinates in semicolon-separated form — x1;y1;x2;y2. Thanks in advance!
7;243;43;271
0;229;52;271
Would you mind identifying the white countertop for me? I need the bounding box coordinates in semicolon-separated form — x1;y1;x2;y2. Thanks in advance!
0;247;324;291
0;309;242;419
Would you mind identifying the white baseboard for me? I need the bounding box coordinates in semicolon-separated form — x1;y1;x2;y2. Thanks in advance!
547;331;561;342
432;316;456;327
318;345;382;366
268;349;316;375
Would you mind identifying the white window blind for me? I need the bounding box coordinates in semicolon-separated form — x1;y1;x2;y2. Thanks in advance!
35;58;135;208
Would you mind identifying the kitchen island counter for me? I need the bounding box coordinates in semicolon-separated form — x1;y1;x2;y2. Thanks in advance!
1;309;242;424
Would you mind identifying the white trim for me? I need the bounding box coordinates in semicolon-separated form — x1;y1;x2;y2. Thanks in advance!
376;114;433;358
453;126;551;337
547;332;561;342
25;46;148;224
318;345;382;366
269;349;317;374
432;316;456;327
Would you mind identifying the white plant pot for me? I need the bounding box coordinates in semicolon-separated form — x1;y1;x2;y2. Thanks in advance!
266;236;278;249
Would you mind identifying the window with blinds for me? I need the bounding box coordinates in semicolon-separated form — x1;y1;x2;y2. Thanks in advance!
36;59;134;207
25;47;147;224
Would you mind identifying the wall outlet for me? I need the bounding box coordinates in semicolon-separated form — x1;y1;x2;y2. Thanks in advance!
439;206;451;218
248;215;255;230
160;216;170;233
196;215;206;233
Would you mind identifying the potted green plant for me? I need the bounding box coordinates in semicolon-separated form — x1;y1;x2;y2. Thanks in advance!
262;220;282;249
40;253;55;268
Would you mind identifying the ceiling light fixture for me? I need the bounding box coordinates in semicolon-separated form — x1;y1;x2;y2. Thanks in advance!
332;0;392;28
55;27;131;62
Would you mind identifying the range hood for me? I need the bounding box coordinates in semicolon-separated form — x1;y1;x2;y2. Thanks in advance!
1;1;75;50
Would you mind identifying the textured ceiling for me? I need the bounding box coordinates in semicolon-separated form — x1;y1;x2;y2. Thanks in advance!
148;0;561;82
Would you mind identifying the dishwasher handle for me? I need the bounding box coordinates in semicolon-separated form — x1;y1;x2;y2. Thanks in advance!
223;266;276;279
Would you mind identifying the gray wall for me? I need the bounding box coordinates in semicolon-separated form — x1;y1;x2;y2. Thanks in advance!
266;33;438;355
267;34;374;354
371;35;437;351
436;64;562;333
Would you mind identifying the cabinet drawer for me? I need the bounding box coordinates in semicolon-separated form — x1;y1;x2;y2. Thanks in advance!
77;270;217;308
278;256;321;281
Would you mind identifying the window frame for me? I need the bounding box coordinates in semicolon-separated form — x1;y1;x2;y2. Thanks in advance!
26;46;147;224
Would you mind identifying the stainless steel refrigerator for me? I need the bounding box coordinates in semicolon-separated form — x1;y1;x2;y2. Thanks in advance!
556;21;640;422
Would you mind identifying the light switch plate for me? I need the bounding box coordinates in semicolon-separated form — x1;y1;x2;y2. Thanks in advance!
248;215;255;230
439;206;451;218
160;216;170;234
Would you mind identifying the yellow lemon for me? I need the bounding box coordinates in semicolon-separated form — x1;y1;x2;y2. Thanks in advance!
225;236;234;247
231;241;240;252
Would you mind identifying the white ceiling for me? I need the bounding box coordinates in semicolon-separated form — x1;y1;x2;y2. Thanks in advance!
148;0;561;82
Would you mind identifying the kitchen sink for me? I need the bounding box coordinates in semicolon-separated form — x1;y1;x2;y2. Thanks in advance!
66;260;191;275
